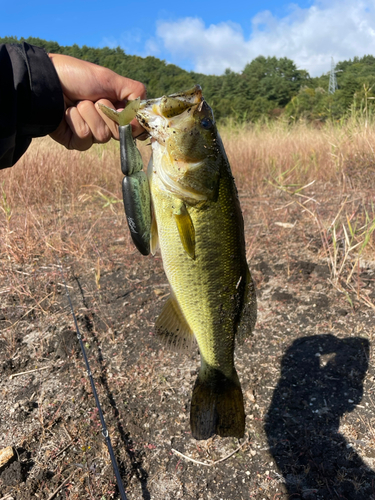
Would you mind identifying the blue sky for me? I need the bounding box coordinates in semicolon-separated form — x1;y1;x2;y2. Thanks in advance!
2;0;374;76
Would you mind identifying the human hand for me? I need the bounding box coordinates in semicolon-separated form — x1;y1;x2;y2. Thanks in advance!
48;53;147;150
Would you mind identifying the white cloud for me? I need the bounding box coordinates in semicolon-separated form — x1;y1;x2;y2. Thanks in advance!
149;0;375;76
100;36;118;49
100;28;147;56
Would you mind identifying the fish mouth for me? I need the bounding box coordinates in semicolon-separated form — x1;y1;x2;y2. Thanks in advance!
136;85;203;137
138;85;217;203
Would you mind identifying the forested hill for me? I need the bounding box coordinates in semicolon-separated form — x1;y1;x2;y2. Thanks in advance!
2;36;375;122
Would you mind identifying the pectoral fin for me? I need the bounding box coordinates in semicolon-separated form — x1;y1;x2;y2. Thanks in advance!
173;202;195;260
155;292;195;353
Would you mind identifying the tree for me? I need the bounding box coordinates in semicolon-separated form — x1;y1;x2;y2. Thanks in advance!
2;36;375;123
242;56;310;106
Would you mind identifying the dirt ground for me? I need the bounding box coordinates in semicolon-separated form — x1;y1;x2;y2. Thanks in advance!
0;187;374;500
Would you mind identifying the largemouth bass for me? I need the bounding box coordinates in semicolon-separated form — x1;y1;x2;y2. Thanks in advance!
136;86;257;440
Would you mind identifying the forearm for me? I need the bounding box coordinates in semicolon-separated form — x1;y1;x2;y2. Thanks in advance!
0;42;64;169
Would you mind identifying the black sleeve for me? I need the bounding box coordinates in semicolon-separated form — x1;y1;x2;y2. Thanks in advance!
0;42;64;169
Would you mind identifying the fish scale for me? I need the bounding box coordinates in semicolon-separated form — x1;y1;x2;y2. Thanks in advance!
149;134;255;427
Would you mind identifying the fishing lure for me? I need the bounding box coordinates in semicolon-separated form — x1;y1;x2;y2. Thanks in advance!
99;101;151;256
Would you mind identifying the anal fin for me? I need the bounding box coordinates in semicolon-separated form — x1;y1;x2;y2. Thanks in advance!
155;292;195;353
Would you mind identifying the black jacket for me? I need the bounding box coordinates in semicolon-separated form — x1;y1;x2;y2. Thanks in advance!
0;42;64;169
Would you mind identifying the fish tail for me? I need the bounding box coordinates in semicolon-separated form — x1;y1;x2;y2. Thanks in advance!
190;367;245;440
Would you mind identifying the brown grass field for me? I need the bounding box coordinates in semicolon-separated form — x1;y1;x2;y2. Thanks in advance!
0;118;375;499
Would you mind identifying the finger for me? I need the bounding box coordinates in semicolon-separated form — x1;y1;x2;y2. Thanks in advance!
49;118;73;149
124;80;147;101
76;100;112;144
50;54;147;104
65;106;93;151
112;75;147;102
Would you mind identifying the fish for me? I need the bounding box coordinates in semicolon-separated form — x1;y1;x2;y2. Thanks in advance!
135;85;257;440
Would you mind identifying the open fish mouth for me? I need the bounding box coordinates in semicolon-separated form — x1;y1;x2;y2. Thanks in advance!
138;85;203;117
98;85;210;145
136;85;204;139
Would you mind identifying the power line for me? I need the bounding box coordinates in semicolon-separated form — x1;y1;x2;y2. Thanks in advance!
328;57;338;94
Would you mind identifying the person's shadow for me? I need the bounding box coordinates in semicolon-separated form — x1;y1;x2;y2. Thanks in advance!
265;334;375;499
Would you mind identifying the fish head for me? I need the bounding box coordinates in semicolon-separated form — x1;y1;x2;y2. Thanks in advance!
137;86;222;203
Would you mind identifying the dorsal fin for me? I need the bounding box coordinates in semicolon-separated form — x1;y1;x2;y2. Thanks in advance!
236;267;257;344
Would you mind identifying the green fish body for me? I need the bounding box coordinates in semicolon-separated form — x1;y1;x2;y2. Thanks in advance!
137;86;257;440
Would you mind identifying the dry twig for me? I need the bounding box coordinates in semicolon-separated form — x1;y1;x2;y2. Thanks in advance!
172;436;250;466
46;471;76;500
9;365;51;380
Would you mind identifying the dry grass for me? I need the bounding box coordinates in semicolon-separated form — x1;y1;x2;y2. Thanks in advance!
0;118;374;295
221;118;375;302
221;117;375;194
0;138;138;264
1;118;375;206
0;138;121;207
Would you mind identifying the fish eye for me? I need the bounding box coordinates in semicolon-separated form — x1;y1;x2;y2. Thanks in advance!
200;117;213;129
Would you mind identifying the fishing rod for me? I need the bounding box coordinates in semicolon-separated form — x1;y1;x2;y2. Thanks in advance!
58;262;128;500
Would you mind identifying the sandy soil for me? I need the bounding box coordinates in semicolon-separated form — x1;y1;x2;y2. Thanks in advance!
0;188;374;500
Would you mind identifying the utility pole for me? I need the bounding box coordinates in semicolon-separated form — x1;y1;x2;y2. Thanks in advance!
328;57;338;94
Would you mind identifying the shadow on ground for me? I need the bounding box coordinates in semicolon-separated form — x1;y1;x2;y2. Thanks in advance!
265;334;375;500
